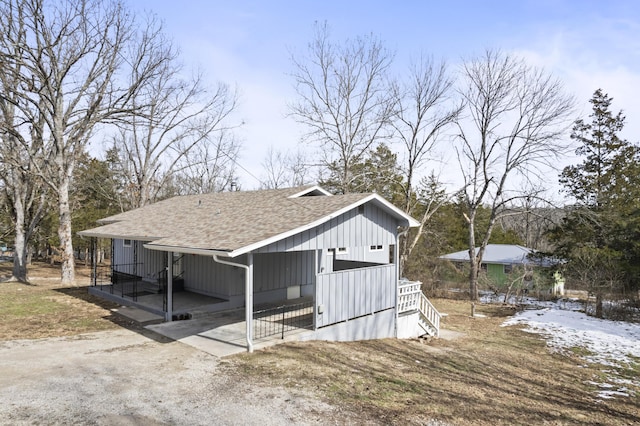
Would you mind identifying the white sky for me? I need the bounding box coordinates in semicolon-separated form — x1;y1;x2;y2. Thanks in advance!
122;0;640;192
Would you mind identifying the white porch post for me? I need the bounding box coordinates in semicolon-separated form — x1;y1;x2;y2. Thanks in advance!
166;251;173;322
245;252;254;353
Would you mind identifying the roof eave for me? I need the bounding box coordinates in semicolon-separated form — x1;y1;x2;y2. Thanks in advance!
287;185;332;198
77;230;158;241
229;193;418;257
142;243;232;257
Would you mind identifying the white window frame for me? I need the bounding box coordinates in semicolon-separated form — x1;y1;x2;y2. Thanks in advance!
369;244;383;252
123;239;132;248
328;247;348;256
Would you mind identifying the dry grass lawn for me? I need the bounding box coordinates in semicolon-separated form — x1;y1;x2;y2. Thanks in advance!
228;300;640;425
1;262;638;424
0;261;127;339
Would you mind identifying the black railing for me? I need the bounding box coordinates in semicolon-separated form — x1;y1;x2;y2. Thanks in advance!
253;301;314;339
91;263;144;301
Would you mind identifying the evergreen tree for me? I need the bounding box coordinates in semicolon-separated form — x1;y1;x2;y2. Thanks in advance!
551;89;640;301
320;143;404;204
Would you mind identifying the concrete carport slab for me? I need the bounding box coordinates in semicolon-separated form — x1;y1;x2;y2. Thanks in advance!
146;308;312;357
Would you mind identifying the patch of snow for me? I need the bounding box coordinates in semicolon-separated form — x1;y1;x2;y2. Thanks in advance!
597;389;630;400
480;291;585;312
502;307;640;400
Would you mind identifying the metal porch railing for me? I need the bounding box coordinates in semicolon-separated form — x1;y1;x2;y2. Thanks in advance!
91;263;145;301
253;301;314;339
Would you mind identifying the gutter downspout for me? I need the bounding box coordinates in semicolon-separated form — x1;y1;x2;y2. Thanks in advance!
213;253;253;353
395;227;410;338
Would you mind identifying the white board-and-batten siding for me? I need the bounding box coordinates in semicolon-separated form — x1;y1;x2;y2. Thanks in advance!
315;264;395;327
112;239;165;279
255;203;397;254
181;251;315;299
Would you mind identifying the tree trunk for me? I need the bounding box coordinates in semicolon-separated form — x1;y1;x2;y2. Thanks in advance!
467;213;479;301
11;193;28;282
469;259;480;301
595;292;603;319
58;176;76;285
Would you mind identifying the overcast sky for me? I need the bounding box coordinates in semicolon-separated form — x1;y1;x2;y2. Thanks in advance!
127;0;640;191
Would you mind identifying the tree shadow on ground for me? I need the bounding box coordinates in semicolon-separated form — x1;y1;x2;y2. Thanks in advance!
54;286;173;344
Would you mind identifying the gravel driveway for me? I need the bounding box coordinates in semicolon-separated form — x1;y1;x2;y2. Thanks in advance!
0;328;352;425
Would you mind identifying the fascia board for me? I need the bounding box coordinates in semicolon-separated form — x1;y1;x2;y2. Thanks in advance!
77;230;158;242
229;194;418;257
287;185;333;198
142;243;232;257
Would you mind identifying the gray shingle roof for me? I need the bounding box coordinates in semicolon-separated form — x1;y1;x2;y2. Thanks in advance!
440;244;545;265
79;185;416;256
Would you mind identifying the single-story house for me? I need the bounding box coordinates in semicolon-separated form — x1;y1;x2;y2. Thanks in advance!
79;185;441;352
440;244;563;294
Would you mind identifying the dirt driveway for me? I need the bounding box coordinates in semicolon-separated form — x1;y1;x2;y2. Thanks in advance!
0;328;355;425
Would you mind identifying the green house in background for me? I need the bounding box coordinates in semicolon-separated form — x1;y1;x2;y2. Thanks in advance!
439;244;562;294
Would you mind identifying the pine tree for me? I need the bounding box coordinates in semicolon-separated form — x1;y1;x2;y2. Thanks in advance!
552;89;640;302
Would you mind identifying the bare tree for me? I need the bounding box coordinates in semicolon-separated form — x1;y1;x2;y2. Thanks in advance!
390;56;462;271
289;22;394;193
0;4;49;282
110;59;239;207
496;187;563;251
391;56;461;213
0;0;175;284
260;146;309;189
171;130;241;195
456;50;574;300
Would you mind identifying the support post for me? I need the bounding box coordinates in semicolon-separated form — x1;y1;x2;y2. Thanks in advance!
90;237;97;286
246;252;254;352
166;251;173;322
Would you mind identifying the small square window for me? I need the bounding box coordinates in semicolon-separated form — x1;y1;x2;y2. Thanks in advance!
328;247;348;255
123;239;132;248
504;264;513;274
369;244;383;252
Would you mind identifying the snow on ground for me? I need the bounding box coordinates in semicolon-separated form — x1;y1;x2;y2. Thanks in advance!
502;302;640;401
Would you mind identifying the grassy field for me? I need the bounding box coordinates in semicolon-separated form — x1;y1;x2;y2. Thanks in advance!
228;300;640;425
1;262;638;424
0;262;126;339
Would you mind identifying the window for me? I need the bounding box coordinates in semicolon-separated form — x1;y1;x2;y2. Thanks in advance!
327;247;348;256
369;244;383;252
504;264;513;274
123;239;132;248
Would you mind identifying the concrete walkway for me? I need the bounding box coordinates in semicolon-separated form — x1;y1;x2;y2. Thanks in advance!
146;308;311;357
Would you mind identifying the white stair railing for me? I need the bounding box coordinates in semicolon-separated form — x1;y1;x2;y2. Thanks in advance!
418;292;440;337
398;280;441;337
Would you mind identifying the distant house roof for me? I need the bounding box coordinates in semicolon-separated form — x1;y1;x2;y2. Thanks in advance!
79;185;419;258
439;244;550;266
